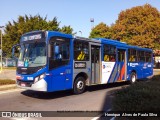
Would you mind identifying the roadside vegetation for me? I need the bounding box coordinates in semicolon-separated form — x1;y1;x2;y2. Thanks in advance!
3;67;16;70
112;75;160;119
0;79;16;85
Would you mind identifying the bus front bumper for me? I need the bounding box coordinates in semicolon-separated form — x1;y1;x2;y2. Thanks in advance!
17;79;47;92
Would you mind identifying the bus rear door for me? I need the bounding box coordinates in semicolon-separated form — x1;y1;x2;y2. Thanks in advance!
117;49;127;81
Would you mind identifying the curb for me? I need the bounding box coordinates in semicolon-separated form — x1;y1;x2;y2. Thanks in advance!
0;84;17;91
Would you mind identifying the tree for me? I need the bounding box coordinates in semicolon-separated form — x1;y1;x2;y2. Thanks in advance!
111;4;160;49
89;22;112;39
3;15;74;57
60;25;73;34
89;4;160;49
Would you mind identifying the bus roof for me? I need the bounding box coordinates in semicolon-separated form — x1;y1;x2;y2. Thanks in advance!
21;30;73;40
47;31;73;39
98;38;152;52
21;31;152;52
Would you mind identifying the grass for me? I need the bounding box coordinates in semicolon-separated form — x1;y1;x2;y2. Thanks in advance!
0;79;16;85
112;75;160;119
3;67;16;70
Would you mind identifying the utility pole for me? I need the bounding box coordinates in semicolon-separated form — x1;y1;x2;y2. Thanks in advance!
79;31;82;36
0;26;4;73
90;18;94;30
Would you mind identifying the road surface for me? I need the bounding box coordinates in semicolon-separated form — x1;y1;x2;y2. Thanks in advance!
153;69;160;75
0;82;130;120
0;69;159;120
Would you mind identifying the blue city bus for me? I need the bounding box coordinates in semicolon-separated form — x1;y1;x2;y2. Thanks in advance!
12;31;153;94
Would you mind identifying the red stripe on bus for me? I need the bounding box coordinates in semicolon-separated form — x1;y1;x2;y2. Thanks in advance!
118;64;125;80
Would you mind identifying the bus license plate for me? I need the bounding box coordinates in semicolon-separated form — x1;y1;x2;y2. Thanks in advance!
21;83;26;87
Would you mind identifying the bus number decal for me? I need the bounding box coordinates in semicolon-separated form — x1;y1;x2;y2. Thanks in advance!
74;62;86;69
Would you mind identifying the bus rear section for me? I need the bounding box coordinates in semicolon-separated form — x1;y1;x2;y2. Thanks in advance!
127;48;153;83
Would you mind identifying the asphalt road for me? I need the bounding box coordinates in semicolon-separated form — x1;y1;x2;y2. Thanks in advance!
0;69;159;120
153;69;160;75
0;82;130;120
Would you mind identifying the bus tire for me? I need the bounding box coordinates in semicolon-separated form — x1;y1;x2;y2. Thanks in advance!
73;76;86;94
130;72;136;84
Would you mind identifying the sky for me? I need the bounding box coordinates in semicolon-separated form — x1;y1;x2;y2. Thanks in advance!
0;0;160;37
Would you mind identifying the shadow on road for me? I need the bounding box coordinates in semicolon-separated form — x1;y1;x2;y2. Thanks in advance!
21;82;129;100
87;82;129;92
21;89;73;99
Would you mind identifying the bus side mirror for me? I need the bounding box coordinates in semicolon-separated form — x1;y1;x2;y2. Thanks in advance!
12;44;20;59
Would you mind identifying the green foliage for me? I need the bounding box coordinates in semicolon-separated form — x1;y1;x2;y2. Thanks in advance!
0;79;16;85
89;4;160;49
112;4;160;49
89;22;112;39
113;75;160;113
60;25;73;34
2;15;73;57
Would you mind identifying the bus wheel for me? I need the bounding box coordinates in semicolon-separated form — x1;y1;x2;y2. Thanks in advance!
73;77;86;94
130;72;136;84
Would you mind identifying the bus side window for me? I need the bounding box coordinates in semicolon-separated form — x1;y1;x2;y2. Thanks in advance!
49;37;70;70
103;45;116;62
74;40;89;61
129;55;135;62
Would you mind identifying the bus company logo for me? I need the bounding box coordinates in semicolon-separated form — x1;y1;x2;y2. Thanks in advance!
74;62;86;69
130;63;138;67
103;63;112;69
103;65;106;69
144;63;147;67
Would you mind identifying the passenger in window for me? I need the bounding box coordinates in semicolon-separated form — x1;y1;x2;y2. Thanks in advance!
110;55;115;62
129;55;135;62
77;51;85;60
104;55;109;61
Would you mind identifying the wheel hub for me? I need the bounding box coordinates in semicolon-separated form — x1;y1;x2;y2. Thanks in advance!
132;75;136;82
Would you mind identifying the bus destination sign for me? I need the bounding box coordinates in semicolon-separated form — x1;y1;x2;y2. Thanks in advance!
22;34;42;41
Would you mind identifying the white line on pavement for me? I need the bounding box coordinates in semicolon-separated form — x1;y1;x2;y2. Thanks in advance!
110;117;115;120
91;109;112;120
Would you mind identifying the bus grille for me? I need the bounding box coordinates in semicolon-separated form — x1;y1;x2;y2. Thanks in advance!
17;66;43;75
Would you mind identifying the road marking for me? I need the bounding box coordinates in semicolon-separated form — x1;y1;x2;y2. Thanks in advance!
91;109;112;120
110;117;115;120
91;116;100;120
0;89;23;95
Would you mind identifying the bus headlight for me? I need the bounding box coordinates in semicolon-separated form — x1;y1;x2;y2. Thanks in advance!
40;74;45;79
34;73;46;83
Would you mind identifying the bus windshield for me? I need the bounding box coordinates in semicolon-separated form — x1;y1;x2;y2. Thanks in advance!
18;42;46;67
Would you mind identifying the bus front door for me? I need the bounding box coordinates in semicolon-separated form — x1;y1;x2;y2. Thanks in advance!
117;49;127;81
91;45;101;84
